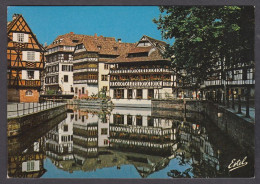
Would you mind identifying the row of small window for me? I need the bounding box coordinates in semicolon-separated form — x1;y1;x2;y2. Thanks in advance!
61;135;73;142
76;44;118;52
45;75;69;84
62;65;73;72
46;65;73;73
113;114;149;126
113;115;160;127
114;89;154;99
45;76;58;84
226;69;255;80
47;45;75;53
46;65;59;73
207;69;255;81
47;54;72;62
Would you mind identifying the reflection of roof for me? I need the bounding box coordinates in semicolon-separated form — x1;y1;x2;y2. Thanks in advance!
55;148;170;178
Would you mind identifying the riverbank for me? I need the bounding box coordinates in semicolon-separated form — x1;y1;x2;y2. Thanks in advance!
152;99;255;158
7;103;67;137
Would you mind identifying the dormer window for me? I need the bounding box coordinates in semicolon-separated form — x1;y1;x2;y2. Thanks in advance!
97;46;102;50
77;44;83;49
72;40;79;43
113;47;118;51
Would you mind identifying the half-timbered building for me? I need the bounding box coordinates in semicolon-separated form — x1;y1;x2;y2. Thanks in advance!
201;60;255;102
108;35;175;107
73;34;134;98
7;14;45;102
44;32;84;95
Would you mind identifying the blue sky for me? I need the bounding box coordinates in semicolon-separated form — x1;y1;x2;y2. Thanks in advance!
7;6;173;45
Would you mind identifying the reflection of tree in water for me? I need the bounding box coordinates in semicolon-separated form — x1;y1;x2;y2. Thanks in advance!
169;120;225;178
168;168;192;178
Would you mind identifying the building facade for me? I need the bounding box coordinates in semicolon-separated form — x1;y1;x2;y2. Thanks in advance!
73;34;134;99
201;60;255;101
108;35;175;107
7;14;45;102
44;32;85;95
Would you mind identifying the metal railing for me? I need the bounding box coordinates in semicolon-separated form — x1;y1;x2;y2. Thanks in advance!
7;101;65;118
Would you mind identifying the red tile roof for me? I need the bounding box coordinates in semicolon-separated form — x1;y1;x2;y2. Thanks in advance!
46;33;87;49
107;35;170;63
80;35;135;56
128;46;153;54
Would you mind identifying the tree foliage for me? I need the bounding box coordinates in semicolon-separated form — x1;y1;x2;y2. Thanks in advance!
153;6;254;85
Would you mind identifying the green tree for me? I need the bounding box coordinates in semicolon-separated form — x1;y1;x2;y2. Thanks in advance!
153;6;254;86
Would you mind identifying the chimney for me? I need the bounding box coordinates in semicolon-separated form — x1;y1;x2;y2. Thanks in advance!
44;42;47;47
117;38;122;43
70;32;74;34
12;14;19;20
94;33;97;39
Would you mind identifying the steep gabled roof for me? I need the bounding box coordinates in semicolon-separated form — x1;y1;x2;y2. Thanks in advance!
108;35;170;63
7;14;45;51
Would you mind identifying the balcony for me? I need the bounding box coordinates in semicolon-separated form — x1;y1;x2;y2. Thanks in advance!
204;80;222;86
73;57;98;64
110;67;172;74
110;80;173;88
73;68;98;73
74;79;98;84
226;79;255;86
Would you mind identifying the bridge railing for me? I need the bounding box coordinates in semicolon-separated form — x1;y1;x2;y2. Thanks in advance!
7;101;66;118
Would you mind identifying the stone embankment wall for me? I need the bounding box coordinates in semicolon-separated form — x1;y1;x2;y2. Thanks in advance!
204;102;254;157
151;100;254;156
7;104;67;137
8;112;67;154
152;99;203;112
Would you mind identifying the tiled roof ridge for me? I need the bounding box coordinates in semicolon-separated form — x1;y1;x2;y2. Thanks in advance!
7;14;22;32
144;35;167;45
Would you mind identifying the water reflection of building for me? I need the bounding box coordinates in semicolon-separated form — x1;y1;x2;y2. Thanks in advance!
109;108;178;156
72;109;99;165
42;108;174;177
8;138;46;178
45;111;74;165
178;121;220;177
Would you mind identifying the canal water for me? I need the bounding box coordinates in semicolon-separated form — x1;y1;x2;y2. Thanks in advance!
8;106;254;178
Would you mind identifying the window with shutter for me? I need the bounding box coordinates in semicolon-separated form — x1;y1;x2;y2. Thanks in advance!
27;71;34;79
27;51;35;61
17;33;24;42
